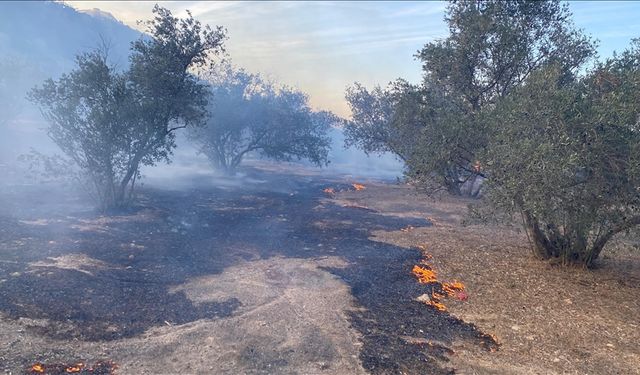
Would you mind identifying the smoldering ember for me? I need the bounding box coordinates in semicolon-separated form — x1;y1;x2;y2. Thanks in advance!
1;1;639;375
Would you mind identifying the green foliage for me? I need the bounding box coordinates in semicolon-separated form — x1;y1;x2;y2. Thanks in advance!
479;44;640;266
344;79;418;162
346;0;596;196
29;6;225;211
419;0;594;110
411;0;595;195
190;66;335;174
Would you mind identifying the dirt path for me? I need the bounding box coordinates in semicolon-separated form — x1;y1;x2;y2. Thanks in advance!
0;165;494;374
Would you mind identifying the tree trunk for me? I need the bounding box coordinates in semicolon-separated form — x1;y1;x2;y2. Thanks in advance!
443;167;462;196
521;210;554;260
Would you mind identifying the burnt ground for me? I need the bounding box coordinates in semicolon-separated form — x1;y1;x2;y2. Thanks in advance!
0;163;496;374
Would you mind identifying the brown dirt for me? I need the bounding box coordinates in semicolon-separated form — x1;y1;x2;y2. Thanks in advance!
335;181;640;375
3;163;637;374
0;165;492;375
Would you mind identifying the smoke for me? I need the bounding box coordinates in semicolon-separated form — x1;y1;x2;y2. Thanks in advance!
321;126;404;180
138;126;404;193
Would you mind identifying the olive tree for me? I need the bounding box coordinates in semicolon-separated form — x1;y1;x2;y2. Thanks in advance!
345;0;595;195
190;67;334;174
479;44;640;266
29;6;225;210
343;79;418;162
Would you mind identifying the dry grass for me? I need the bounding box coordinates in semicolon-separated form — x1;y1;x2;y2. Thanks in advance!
337;182;640;375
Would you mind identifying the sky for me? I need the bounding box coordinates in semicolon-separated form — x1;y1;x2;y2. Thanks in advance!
64;1;640;118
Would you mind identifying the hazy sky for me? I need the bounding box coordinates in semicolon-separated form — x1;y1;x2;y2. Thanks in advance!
65;1;640;118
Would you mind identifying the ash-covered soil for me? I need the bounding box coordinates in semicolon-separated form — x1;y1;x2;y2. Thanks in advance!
0;163;495;374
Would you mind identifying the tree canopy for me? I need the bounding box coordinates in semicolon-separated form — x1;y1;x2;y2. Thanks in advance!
345;0;596;195
190;66;335;174
29;6;226;210
478;44;640;266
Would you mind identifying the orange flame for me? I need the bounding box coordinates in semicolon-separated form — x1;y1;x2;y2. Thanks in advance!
425;291;447;311
30;364;45;373
425;299;447;311
352;183;366;191
412;250;468;311
412;265;437;284
442;280;465;296
65;363;84;373
323;188;335;194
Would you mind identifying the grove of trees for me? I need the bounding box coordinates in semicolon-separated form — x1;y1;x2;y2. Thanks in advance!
29;6;226;211
344;0;640;266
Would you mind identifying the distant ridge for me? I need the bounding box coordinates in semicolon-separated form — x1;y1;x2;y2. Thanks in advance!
0;1;140;75
0;1;142;159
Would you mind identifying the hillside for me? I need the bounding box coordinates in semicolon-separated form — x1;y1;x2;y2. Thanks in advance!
0;1;140;160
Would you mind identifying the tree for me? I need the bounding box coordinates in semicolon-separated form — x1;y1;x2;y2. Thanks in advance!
344;78;476;195
346;0;596;196
29;6;225;210
190;66;334;174
413;0;596;194
343;80;418;162
478;43;640;266
397;78;480;196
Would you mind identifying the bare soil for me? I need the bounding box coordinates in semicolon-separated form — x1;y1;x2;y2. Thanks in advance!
2;163;637;374
335;182;640;375
1;164;492;375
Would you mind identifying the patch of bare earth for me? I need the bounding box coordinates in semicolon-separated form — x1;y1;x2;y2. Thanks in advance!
0;256;365;374
335;182;640;375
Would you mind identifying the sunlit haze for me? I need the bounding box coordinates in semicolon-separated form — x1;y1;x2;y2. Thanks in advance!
63;1;640;117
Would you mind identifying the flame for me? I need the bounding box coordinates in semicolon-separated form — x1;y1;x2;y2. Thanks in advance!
456;291;469;301
323;188;335;194
412;251;468;311
352;183;366;191
442;280;465;296
412;265;437;283
65;363;84;373
30;364;45;373
425;291;447;311
425;298;447;311
432;291;446;300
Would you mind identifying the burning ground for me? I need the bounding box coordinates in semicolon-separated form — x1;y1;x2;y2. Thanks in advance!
0;163;495;374
3;162;636;374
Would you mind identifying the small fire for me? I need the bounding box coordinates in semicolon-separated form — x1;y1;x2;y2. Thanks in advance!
323;187;335;195
425;298;447;311
473;160;482;172
422;291;447;311
412;265;437;283
352;183;366;191
30;364;45;373
400;225;414;232
456;291;469;301
412;250;468;311
65;363;84;373
442;280;465;296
